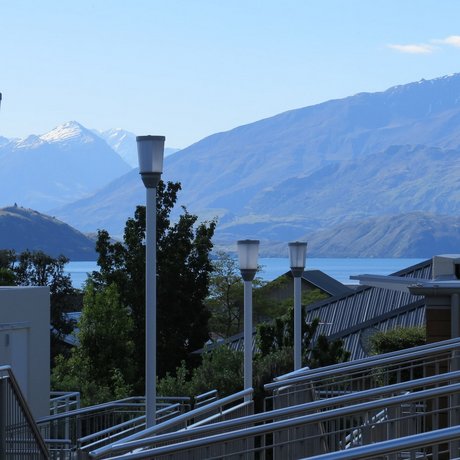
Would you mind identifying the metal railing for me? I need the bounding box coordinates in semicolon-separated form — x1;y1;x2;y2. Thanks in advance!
85;369;460;458
273;335;460;383
37;395;190;458
306;424;460;459
194;389;218;408
103;381;460;459
0;365;49;459
77;402;185;455
90;388;254;458
49;391;81;416
265;336;460;411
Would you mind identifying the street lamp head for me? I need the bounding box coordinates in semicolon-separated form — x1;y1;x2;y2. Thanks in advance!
136;135;165;188
289;241;307;277
237;239;259;281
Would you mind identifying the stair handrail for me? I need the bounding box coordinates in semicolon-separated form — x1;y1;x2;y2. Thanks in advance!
0;365;49;458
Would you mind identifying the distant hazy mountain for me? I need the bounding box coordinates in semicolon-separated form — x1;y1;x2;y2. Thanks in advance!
0;136;9;148
52;168;142;236
162;74;460;218
98;128;180;167
53;74;460;255
0;121;131;211
0;206;97;260
303;212;460;258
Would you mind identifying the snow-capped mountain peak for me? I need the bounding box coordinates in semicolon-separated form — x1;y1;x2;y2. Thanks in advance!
15;134;46;149
40;121;95;144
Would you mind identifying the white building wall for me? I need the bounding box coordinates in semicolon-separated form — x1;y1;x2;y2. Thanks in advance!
0;286;50;419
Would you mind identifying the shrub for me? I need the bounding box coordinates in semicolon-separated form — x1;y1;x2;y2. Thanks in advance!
370;326;426;355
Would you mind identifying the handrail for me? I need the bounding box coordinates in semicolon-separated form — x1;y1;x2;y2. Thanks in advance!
274;336;460;382
0;365;50;458
92;369;460;456
50;390;80;400
78;403;181;444
37;396;146;424
265;336;460;390
104;382;460;459
305;425;460;460
195;389;218;401
90;387;253;458
194;389;219;408
38;394;191;425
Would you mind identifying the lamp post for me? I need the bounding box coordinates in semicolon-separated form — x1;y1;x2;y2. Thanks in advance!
237;239;259;399
137;135;165;428
289;242;307;370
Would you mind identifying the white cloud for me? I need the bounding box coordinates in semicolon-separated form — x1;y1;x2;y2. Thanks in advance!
387;43;435;54
432;35;460;47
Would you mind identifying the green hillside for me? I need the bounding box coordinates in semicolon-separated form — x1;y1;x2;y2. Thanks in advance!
0;205;97;260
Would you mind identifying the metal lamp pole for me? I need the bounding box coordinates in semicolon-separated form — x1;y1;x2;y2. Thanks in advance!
237;239;259;400
136;135;165;428
288;242;308;370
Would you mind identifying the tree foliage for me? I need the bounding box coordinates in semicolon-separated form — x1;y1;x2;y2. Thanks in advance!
206;251;244;337
157;345;243;400
0;249;77;359
369;326;426;355
90;180;216;391
256;290;350;369
52;283;134;405
206;252;290;338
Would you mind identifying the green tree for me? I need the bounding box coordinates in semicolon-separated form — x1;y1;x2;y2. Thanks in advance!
0;250;16;286
206;251;244;337
13;250;76;359
157;346;243;400
256;290;350;369
206;252;285;338
309;335;350;368
52;283;134;405
91;180;216;391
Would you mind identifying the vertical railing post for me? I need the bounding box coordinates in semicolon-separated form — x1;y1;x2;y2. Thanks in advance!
450;293;460;457
0;378;6;458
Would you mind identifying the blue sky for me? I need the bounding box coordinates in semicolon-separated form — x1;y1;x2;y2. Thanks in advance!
2;0;460;148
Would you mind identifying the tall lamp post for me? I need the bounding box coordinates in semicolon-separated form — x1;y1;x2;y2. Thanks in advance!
237;239;259;400
289;242;307;370
137;135;165;428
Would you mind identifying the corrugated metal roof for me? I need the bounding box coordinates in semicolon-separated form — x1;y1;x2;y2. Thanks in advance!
304;258;431;359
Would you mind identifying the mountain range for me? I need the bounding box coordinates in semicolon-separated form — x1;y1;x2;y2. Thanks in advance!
0;121;132;210
53;74;460;247
96;128;179;167
4;73;460;257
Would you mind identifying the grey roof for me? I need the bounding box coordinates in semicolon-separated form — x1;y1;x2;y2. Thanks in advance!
196;259;432;360
300;269;353;297
305;259;431;360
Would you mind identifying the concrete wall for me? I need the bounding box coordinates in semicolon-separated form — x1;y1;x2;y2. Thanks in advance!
0;286;50;419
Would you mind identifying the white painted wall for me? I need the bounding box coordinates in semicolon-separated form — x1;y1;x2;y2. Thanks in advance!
0;287;50;419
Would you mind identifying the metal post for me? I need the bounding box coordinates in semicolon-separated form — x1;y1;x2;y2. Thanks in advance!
293;276;302;370
146;186;157;427
244;280;253;400
0;378;6;458
450;293;460;457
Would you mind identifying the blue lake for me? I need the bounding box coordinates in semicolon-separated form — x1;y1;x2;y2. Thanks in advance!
65;258;426;289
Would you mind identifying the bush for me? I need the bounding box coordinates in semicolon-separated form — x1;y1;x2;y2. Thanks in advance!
157;346;243;401
370;326;426;355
